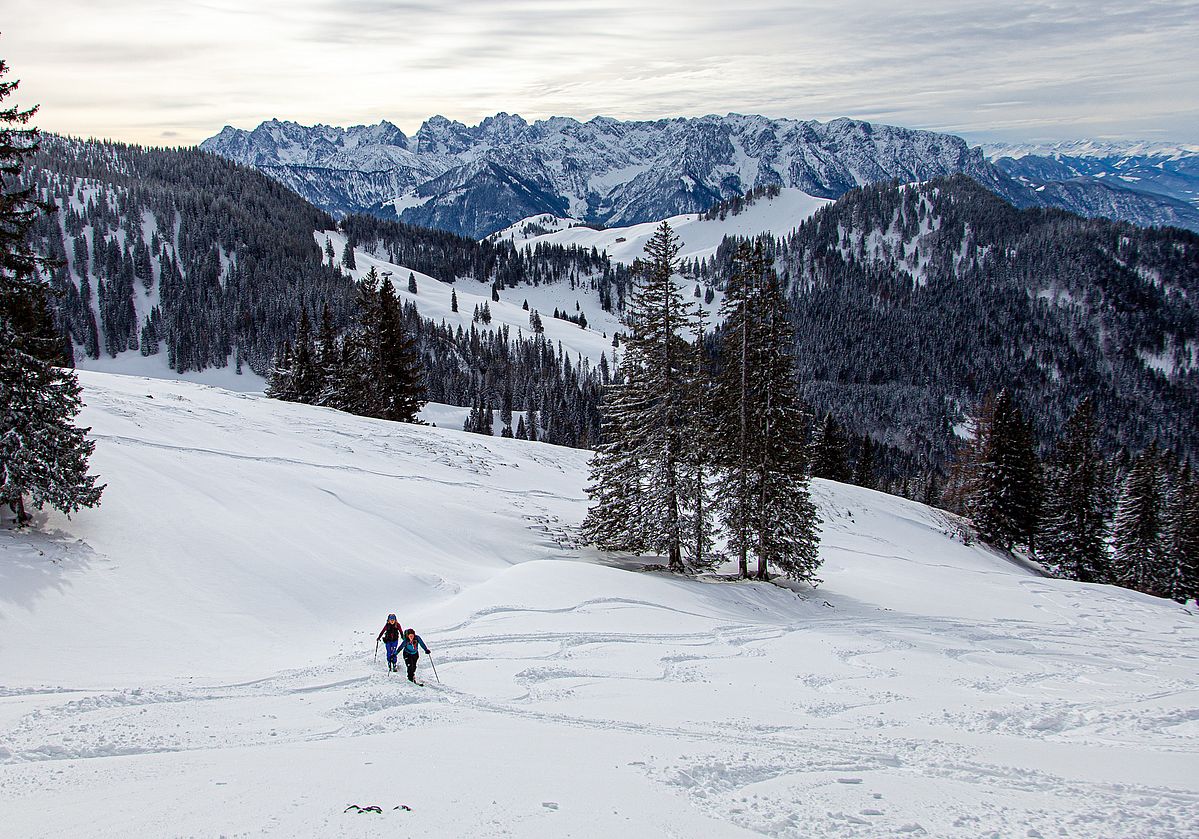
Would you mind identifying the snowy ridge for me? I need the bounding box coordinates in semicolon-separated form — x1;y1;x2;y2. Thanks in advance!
1;372;1197;837
983;139;1199;162
489;187;832;265
203;113;1005;237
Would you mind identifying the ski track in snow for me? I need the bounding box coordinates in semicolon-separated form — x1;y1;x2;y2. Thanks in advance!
1;371;1197;838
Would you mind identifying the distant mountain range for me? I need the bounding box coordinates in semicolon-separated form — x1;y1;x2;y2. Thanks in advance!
200;114;1199;238
984;140;1199;230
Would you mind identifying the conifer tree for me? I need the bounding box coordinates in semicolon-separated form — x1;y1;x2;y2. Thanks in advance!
340;241;355;270
265;339;295;401
1163;464;1199;604
0;59;103;522
375;276;425;422
451;289;458;313
1113;445;1166;594
0;323;104;522
315;302;339;405
584;223;693;570
682;301;717;569
407;272;417;294
1039;398;1109;582
712;241;820;581
812;413;850;483
970;390;1040;551
581;349;648;552
288;306;319;404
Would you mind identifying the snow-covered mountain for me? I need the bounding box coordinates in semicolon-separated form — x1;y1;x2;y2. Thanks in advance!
2;371;1196;836
984;139;1199;225
984;139;1199;164
201;113;1015;237
202;114;1199;236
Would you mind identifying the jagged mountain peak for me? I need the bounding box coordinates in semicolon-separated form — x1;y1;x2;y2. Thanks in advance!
200;113;1199;237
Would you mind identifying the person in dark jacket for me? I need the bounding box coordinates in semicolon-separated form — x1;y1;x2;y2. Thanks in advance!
377;614;404;672
401;627;430;683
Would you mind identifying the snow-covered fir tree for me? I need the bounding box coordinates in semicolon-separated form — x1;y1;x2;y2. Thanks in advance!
0;57;103;523
0;323;104;522
966;390;1041;551
1163;464;1199;604
583;222;693;571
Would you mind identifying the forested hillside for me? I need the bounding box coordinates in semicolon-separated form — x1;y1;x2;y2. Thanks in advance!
22;135;352;376
20;136;630;386
754;175;1199;466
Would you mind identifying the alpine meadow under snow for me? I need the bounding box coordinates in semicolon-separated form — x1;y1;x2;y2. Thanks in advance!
1;371;1197;838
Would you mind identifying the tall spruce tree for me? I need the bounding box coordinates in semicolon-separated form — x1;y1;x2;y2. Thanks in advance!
853;434;876;490
970;390;1040;551
1039;398;1109;582
1112;445;1166;594
682;301;717;570
583;222;691;571
0;55;103;523
375;275;425;422
712;241;820;581
1163;464;1199;604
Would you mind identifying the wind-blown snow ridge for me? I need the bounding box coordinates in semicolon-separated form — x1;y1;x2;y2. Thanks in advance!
1;372;1196;837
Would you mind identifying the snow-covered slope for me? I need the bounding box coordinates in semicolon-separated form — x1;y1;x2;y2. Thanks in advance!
319;230;627;365
491;187;832;265
2;372;1197;837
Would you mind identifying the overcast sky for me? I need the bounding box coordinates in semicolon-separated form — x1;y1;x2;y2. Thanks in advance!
4;0;1197;147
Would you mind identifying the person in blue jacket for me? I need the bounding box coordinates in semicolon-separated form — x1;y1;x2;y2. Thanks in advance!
401;627;431;683
377;614;403;672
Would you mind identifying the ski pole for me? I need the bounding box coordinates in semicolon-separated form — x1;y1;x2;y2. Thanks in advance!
374;638;379;663
427;652;440;684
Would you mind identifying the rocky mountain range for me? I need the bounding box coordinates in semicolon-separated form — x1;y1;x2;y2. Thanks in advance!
200;114;1199;238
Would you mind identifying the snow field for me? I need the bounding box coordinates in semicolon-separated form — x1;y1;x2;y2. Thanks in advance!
319;229;623;367
0;371;1197;837
491;187;832;266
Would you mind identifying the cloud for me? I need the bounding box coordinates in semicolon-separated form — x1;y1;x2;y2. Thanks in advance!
3;0;1196;145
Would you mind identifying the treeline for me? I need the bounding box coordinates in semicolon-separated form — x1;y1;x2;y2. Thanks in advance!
266;267;606;447
339;213;635;311
718;174;1199;472
266;266;423;422
938;391;1198;603
700;184;782;221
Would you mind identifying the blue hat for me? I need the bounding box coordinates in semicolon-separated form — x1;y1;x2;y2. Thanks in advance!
387;614;397;620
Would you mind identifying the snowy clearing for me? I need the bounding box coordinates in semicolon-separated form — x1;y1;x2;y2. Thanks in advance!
491;188;832;266
1;371;1197;838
